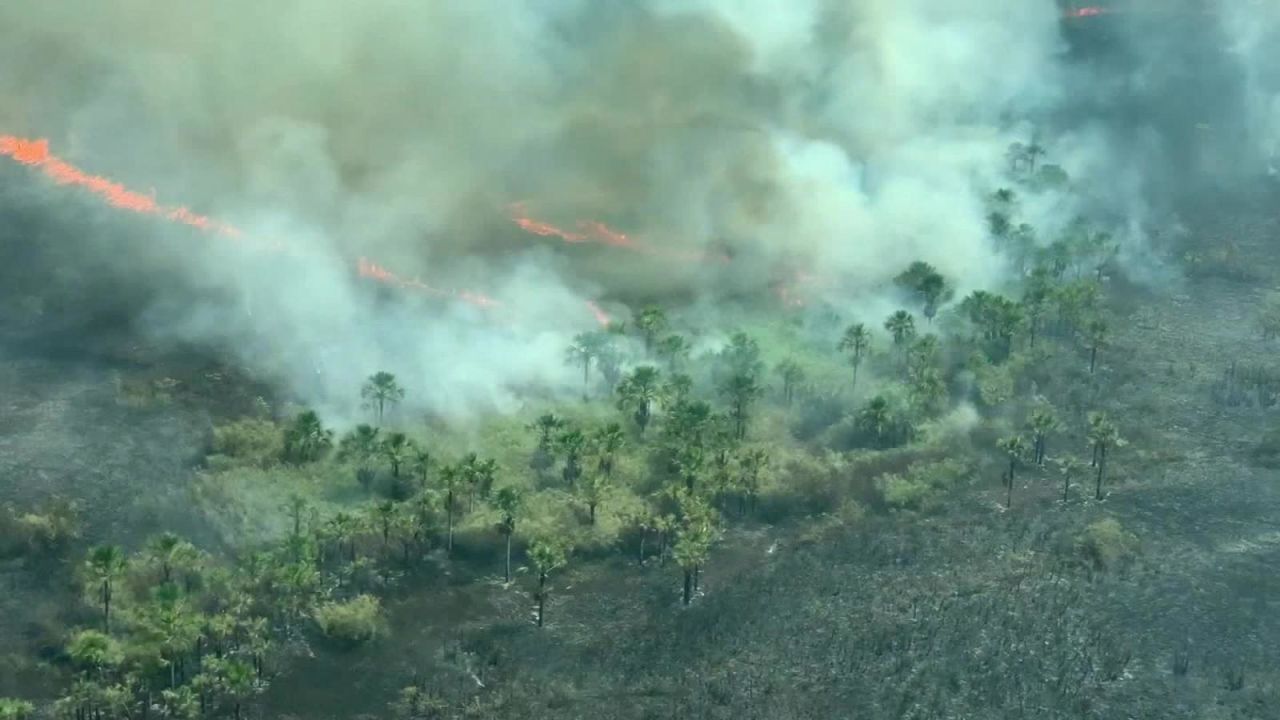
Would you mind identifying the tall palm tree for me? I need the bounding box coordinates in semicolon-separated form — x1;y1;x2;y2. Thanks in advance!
145;532;197;586
895;261;953;322
371;500;398;550
338;424;381;490
664;373;694;405
361;371;405;425
1027;403;1060;465
718;373;763;440
84;546;127;634
738;448;769;515
528;537;568;628
906;334;941;379
493;486;523;583
565;331;606;400
380;432;414;480
673;491;717;605
461;455;497;511
1084;316;1108;374
1054;456;1088;504
411;448;432;494
635;306;668;353
283;410;333;464
578;473;611;525
592;422;625;479
997;435;1029;508
774;359;805;406
617;366;662;436
839;323;872;389
438;464;462;554
326;512;359;563
884;311;917;349
529;413;565;456
1087;412;1125;500
555;429;586;488
658;334;691;372
857;396;893;448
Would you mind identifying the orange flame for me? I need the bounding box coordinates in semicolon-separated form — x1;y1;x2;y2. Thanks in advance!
585;299;611;326
0;134;521;312
508;202;731;265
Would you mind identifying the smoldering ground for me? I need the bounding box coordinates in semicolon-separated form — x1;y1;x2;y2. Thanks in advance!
1;0;1276;419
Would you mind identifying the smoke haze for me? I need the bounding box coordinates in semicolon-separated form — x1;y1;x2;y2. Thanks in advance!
1;0;1276;419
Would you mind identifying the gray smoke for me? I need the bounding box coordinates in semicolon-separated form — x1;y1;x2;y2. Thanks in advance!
0;0;1271;420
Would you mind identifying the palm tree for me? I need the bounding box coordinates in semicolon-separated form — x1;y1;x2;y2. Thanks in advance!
284;493;311;540
565;331;606;400
720;332;764;379
461;455;497;511
1025;139;1047;173
283;410;333;464
216;657;261;720
673;491;717;605
997;435;1029;508
895;261;953;322
84;545;127;633
718;373;762;440
1054;456;1088;504
664;373;694;405
371;500;398;550
528;536;568;628
529;413;565;456
592;422;625;478
326;512;360;563
338;424;381;490
635;306;668;353
738;448;769;515
493;486;523;583
658;334;691;372
906;334;941;379
411;449;432;494
1084;316;1108;374
555;429;587;488
857;396;893;448
145;531;196;586
578;473;611;525
361;371;405;424
380;432;414;480
1027;403;1060;465
617;366;662;436
774;359;805;406
1087;412;1125;500
884;311;917;352
839;323;872;389
438;464;462;554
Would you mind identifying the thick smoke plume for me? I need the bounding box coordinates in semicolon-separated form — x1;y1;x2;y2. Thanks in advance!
0;1;1274;420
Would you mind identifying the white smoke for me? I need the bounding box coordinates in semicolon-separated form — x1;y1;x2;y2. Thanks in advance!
1;0;1272;419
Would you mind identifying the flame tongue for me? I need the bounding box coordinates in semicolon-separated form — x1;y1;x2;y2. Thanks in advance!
0;134;523;313
507;202;730;265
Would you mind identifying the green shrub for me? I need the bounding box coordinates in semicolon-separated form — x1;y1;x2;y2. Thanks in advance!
873;458;973;513
211;418;283;468
876;473;934;512
0;499;81;559
313;595;385;648
1075;517;1138;571
0;698;35;720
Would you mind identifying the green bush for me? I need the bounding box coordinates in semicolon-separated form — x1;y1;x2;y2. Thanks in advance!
0;499;81;559
874;458;972;513
0;698;35;720
1075;518;1138;571
876;473;934;512
313;595;385;648
211;418;283;468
